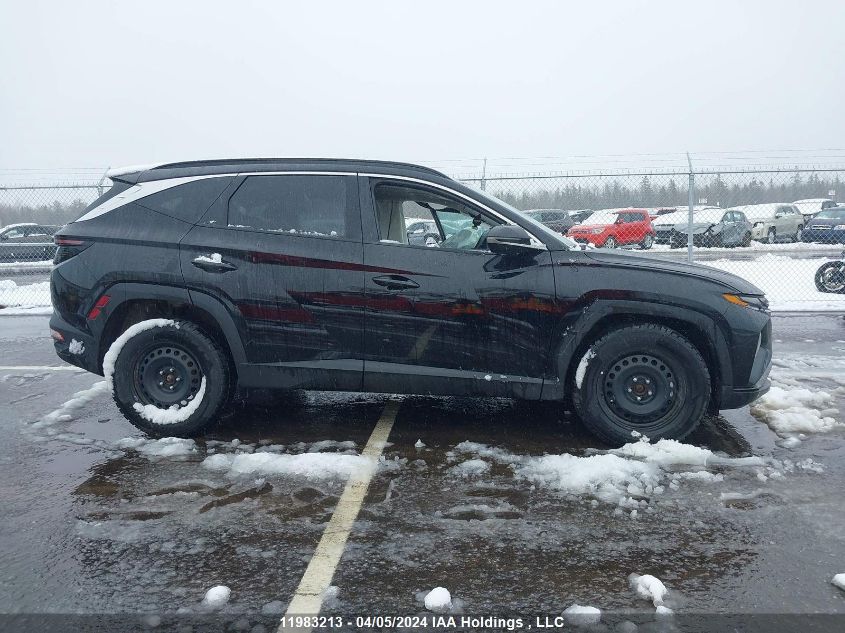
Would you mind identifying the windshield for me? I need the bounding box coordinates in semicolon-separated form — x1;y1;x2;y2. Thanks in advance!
470;188;578;248
814;208;845;220
580;212;620;225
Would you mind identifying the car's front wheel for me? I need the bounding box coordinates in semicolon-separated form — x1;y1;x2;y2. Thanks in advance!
639;234;654;250
572;324;711;446
603;236;617;249
107;320;232;437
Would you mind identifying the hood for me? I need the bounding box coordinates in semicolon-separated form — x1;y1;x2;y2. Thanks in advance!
675;222;719;234
581;249;763;294
808;217;844;226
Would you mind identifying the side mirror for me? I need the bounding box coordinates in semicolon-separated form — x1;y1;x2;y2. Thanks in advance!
487;225;539;256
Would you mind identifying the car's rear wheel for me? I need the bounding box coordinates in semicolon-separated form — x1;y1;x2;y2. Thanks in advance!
109;320;231;437
572;324;711;446
766;228;776;244
741;231;752;247
603;236;617;249
815;262;845;294
639;234;654;250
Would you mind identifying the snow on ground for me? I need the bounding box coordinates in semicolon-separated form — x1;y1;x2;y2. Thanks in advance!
202;450;370;480
117;437;198;458
34;380;109;427
833;574;845;591
201;585;231;608
448;458;491;477
423;587;452;613
562;604;602;625
751;385;840;435
629;573;668;607
701;255;845;311
449;434;808;508
0;279;51;310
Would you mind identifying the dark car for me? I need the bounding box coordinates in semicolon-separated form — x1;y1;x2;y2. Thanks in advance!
522;209;576;234
671;208;753;248
0;223;58;261
801;206;845;244
50;158;772;446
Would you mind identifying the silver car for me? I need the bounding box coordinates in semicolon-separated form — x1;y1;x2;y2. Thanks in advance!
671;208;753;248
740;203;804;243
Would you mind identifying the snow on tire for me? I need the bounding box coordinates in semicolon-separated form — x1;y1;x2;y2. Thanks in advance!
106;319;231;437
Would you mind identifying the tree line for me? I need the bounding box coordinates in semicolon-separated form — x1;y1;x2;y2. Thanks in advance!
0;199;91;228
492;172;844;211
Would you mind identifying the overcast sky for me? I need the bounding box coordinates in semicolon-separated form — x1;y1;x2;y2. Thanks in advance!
1;0;843;174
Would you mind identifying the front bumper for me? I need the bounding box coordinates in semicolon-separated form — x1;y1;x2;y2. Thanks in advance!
50;311;101;375
801;228;845;244
720;377;771;409
569;234;603;247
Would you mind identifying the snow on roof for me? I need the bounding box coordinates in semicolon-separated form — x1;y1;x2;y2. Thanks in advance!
106;163;164;178
793;198;833;204
0;222;38;230
731;202;787;219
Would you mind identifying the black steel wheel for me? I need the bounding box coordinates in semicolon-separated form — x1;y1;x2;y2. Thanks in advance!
110;320;231;437
572;324;711;445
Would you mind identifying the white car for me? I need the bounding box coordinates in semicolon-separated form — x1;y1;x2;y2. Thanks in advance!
739;203;804;244
793;198;838;222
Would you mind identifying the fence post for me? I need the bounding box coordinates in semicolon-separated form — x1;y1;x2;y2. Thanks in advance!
686;153;695;264
480;158;487;191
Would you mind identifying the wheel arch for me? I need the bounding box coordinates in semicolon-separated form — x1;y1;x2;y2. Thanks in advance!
555;301;731;411
94;284;244;382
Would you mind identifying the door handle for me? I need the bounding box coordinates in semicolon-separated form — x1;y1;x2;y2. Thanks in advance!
372;274;419;290
192;255;237;272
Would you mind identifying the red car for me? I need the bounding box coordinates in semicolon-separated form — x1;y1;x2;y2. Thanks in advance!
567;208;656;249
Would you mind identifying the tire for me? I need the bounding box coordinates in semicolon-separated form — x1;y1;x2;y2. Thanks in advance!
794;225;803;242
603;236;617;249
702;232;722;248
766;228;776;244
572;324;711;446
815;262;845;294
110;320;232;437
741;231;752;247
639;234;654;250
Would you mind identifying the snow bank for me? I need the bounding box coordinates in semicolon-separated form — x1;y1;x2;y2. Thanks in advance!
833;574;845;591
629;573;668;607
423;587;452;613
201;585;231;608
751;385;840;435
202;451;368;479
117;436;197;458
0;279;51;308
448;458;491;477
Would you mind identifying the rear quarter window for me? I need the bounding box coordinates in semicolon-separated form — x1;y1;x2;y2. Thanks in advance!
137;177;234;223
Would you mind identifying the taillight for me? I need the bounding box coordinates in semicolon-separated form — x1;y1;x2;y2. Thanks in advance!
87;295;111;320
53;236;92;264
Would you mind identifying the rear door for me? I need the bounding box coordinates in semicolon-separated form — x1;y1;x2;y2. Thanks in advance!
179;172;365;390
359;177;557;397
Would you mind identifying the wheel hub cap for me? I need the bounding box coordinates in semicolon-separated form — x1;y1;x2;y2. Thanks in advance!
136;345;203;408
604;354;676;422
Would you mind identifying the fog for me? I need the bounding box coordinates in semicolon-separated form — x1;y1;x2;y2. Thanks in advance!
1;0;843;172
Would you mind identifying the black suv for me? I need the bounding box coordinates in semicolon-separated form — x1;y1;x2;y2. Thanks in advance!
50;159;772;445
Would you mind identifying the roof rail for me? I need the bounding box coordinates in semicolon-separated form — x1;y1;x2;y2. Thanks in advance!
149;157;449;178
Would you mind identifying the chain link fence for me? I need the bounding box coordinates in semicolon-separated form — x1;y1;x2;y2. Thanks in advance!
1;167;844;314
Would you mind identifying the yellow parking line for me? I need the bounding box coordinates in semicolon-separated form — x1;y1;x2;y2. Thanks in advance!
280;399;401;630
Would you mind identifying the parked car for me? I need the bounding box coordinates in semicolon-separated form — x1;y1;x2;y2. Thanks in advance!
801;206;845;244
0;223;58;261
405;219;440;246
670;208;753;248
652;206;722;244
522;209;576;234
566;209;594;224
50;158;771;446
567;208;656;249
740;203;804;244
793;198;838;222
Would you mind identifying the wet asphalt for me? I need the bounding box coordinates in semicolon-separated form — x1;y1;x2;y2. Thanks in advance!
0;314;844;629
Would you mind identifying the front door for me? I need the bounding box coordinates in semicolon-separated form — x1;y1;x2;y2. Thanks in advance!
180;172;365;390
359;177;558;398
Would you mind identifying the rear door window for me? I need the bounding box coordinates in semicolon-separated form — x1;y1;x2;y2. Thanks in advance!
138;177;234;223
227;175;354;239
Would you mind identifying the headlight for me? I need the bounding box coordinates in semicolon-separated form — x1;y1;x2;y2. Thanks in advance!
722;293;769;312
834;225;845;230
